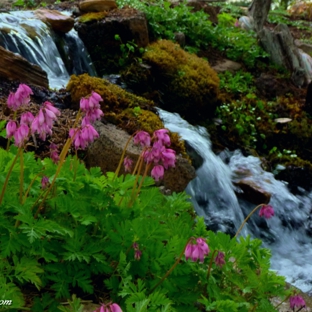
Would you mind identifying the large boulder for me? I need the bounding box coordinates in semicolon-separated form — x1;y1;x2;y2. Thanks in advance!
85;122;196;193
34;9;74;33
0;46;48;88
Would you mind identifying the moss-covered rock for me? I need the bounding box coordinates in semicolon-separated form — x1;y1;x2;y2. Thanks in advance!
74;8;149;74
122;39;220;123
66;73;187;156
270;155;312;193
66;73;155;111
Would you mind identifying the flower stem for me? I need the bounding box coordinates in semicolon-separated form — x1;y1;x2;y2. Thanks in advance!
0;147;22;205
114;131;138;179
34;137;73;218
234;204;265;238
127;156;144;207
148;237;194;295
133;162;151;200
19;151;24;204
73;150;78;182
207;249;218;281
22;171;43;205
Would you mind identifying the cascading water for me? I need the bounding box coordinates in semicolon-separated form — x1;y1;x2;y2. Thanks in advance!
0;11;96;89
157;108;246;236
157;108;312;294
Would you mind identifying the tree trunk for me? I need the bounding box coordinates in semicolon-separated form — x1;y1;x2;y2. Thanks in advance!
248;0;272;33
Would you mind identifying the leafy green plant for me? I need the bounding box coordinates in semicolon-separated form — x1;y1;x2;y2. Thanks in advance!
13;0;37;7
114;34;144;67
219;70;256;95
0;84;297;311
215;97;275;149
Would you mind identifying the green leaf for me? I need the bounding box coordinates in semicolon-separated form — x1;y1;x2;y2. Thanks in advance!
0;277;25;309
14;256;43;289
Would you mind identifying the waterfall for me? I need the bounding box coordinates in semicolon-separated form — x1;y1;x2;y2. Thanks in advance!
157;108;312;294
0;11;96;89
157;108;246;237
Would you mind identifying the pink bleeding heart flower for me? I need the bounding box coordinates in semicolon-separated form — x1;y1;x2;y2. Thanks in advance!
259;204;274;219
6;120;17;139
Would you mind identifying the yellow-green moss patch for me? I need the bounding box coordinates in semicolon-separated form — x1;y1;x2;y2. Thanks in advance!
78;12;108;23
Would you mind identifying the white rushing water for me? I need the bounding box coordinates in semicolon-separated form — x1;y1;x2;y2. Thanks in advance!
0;11;96;89
158;108;312;294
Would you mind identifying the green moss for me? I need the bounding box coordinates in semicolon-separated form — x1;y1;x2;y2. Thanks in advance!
66;73;155;111
123;39;220;123
66;74;188;157
78;12;108;23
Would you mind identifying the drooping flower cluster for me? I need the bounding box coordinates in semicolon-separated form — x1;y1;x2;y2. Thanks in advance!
31;101;60;141
69;91;103;150
7;83;33;111
289;295;305;310
185;237;210;263
93;302;122;312
259;204;274;219
5;84;60;147
132;129;176;181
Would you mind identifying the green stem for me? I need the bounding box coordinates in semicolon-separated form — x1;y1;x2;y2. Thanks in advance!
73;150;78;182
22;172;43;205
0;147;22;205
148;237;194;295
133;162;151;200
207;249;218;281
234;204;265;238
19;151;24;204
274;294;291;309
127;156;144;207
34;137;73;218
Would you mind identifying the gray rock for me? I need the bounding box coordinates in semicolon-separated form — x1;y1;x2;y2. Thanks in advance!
85;122;196;193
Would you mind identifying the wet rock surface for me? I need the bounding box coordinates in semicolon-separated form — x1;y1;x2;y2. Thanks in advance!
0;46;49;89
34;8;74;33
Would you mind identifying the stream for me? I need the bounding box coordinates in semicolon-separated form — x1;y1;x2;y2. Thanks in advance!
158;108;312;294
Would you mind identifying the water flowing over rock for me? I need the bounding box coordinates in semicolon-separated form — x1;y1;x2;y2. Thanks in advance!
158;108;312;293
234;179;271;205
34;9;74;33
0;10;96;89
0;46;48;88
157;108;246;237
85;122;195;193
79;0;117;13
